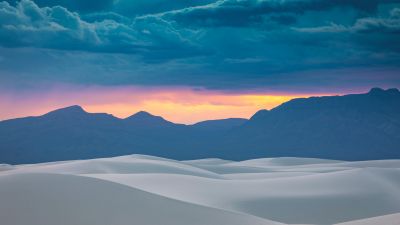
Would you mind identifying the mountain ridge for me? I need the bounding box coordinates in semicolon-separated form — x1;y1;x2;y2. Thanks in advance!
2;87;399;124
0;88;399;164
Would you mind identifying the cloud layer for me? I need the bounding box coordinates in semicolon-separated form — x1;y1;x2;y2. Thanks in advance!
0;0;399;91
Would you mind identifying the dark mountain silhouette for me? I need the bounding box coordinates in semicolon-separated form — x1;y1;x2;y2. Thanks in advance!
0;105;243;164
216;87;400;160
192;118;247;131
0;88;399;164
125;111;178;128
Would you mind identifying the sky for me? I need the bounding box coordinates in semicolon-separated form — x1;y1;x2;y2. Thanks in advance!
0;0;399;123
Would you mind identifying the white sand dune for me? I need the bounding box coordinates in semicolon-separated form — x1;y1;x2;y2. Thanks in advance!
86;168;400;224
11;156;223;179
0;164;13;171
224;157;344;167
335;212;400;225
0;173;280;225
183;158;234;165
1;155;400;225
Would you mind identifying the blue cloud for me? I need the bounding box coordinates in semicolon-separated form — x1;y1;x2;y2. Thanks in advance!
0;0;201;58
4;0;216;15
161;0;400;27
0;0;399;91
4;0;115;12
295;7;400;33
294;7;400;52
111;0;215;16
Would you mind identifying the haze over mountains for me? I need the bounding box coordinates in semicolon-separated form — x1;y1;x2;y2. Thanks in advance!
0;88;399;164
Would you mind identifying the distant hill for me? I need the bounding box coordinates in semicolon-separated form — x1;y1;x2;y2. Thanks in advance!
0;105;245;164
217;87;400;160
0;88;399;164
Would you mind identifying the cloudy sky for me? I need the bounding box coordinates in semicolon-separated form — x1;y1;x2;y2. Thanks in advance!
1;0;399;123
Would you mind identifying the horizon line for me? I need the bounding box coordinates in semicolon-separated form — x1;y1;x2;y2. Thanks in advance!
2;87;394;125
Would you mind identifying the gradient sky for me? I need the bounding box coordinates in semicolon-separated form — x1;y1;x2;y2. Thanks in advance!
0;0;400;123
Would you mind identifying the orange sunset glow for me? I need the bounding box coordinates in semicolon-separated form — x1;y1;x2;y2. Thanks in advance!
0;85;329;124
83;94;301;124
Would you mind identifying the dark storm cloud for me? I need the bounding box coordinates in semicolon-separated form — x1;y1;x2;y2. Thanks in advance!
353;8;400;33
3;0;216;15
0;0;202;59
0;0;399;91
161;0;400;27
111;0;216;17
295;7;400;33
295;7;400;52
4;0;115;12
1;0;399;55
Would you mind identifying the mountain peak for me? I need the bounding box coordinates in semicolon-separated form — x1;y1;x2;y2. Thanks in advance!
124;111;173;126
126;111;157;119
368;87;400;96
387;88;400;94
63;105;85;111
39;105;91;120
44;105;87;116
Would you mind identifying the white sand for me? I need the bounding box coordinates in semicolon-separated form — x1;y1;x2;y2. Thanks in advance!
335;212;400;225
1;155;400;225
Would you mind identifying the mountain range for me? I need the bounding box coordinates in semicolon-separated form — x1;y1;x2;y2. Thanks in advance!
0;87;399;164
